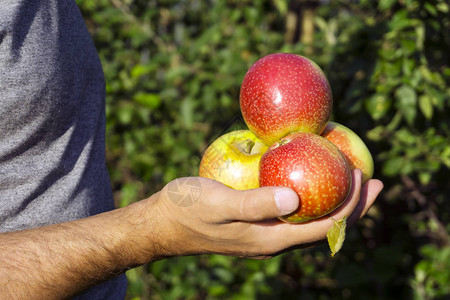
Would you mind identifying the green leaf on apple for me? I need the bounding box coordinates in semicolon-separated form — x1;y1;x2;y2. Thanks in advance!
327;216;348;257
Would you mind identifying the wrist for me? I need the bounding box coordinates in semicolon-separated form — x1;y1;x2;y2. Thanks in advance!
121;192;173;265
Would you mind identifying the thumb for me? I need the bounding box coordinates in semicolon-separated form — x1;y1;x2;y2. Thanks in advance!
224;187;299;222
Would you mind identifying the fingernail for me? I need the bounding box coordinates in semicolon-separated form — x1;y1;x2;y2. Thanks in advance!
274;188;299;214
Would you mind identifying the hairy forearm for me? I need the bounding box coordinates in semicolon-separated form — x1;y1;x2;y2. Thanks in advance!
0;194;162;300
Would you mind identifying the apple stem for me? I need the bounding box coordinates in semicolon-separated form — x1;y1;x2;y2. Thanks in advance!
329;215;338;225
244;140;255;154
278;139;288;147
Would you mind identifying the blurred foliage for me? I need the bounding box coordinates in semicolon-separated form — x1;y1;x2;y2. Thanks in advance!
76;0;449;299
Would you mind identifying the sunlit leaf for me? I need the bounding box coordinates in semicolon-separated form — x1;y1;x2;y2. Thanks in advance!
389;10;410;31
383;157;404;176
327;216;348;257
419;95;433;119
273;0;288;15
395;85;417;125
379;0;397;11
134;92;161;109
365;94;391;120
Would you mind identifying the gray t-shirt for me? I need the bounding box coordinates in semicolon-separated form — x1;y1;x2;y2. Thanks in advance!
0;0;127;298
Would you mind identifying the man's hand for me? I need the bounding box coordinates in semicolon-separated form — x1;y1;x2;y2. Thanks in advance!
148;169;383;259
0;169;382;299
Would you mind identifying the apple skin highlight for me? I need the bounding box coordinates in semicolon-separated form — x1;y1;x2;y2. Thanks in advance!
199;130;269;190
321;121;374;183
240;53;332;146
259;132;352;223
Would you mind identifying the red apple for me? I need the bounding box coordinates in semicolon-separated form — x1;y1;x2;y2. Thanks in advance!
199;130;268;190
240;53;332;145
259;132;352;223
321;121;374;183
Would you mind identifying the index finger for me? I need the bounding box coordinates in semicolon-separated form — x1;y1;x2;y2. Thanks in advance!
241;169;365;255
280;168;364;244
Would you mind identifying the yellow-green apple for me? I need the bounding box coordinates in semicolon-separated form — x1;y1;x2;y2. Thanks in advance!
199;130;269;190
240;53;332;145
320;121;374;183
259;132;352;223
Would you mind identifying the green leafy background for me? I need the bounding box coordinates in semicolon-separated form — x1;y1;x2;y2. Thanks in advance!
76;0;449;299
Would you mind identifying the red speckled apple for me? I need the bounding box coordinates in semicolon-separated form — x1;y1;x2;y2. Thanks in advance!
199;130;269;190
321;121;374;183
259;132;352;223
240;53;332;145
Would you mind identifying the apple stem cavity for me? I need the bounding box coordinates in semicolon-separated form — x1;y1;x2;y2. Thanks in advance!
234;139;256;155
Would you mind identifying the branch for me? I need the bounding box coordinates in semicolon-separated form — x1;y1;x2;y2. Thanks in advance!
401;175;449;246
